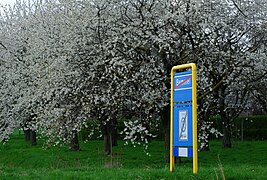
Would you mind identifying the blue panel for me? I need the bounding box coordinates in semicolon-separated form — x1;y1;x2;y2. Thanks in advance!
173;147;178;157
173;104;193;147
173;71;192;102
188;148;193;157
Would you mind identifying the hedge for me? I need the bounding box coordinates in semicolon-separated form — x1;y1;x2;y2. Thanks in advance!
210;115;267;140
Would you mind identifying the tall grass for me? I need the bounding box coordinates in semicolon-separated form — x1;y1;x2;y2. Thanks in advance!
0;131;267;179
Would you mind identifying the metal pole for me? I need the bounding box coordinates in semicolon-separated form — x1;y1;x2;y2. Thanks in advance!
191;63;198;174
170;68;174;172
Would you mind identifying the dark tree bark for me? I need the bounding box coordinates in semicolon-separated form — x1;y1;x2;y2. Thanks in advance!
161;105;181;164
222;114;232;148
70;130;80;151
218;86;232;148
24;129;31;142
30;130;37;146
161;105;170;163
24;129;37;146
24;113;38;145
102;117;118;155
104;133;112;155
112;119;118;147
103;123;112;155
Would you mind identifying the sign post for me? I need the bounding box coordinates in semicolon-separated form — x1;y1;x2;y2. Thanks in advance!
170;63;198;174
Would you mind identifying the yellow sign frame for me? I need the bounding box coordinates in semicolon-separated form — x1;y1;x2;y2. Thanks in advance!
170;63;198;174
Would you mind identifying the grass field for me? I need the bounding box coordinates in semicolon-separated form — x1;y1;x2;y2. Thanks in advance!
0;131;267;179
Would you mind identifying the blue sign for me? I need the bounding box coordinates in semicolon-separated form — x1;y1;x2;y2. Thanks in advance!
173;71;192;102
170;64;198;173
173;104;193;147
173;70;193;156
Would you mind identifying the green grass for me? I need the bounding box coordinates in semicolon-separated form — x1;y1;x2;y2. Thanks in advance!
0;131;267;179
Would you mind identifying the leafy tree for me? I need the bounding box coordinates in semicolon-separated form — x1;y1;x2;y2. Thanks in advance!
1;0;266;158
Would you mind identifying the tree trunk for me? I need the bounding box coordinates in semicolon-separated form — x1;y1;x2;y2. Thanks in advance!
70;131;80;151
103;123;112;155
24;129;37;146
24;129;31;142
161;106;170;163
222;116;232;148
104;132;112;155
218;85;232;148
161;105;181;164
103;117;118;155
112;119;118;147
30;130;37;146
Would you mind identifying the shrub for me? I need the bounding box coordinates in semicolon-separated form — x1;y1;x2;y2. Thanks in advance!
209;115;267;140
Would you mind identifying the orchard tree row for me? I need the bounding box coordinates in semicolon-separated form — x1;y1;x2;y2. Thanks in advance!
0;0;266;159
